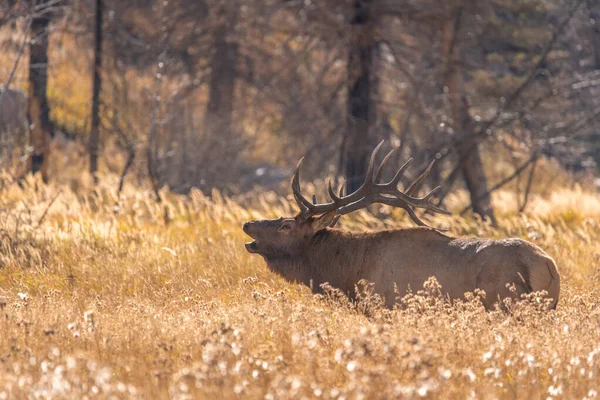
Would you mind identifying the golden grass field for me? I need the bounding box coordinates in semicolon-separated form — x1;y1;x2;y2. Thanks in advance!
0;171;599;399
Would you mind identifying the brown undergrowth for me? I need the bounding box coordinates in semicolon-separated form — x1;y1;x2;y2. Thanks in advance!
0;173;599;399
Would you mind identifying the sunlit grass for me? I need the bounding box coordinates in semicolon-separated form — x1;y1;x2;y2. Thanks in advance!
0;170;598;399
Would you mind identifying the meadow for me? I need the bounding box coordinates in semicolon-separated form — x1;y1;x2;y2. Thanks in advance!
0;170;599;399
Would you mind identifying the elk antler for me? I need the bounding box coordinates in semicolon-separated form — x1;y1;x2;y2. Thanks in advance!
292;141;450;228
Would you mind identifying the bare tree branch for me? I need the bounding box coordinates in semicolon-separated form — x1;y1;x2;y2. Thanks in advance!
147;75;163;204
460;155;539;215
475;0;585;139
0;17;31;100
35;189;61;228
519;158;537;213
434;0;585;166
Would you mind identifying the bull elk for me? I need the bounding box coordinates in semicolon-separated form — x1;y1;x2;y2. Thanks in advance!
243;142;560;310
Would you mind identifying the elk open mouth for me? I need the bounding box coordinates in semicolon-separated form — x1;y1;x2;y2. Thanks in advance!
245;241;260;253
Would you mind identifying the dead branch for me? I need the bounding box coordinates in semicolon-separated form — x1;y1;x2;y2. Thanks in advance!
147;80;162;205
474;0;585;139
36;189;61;228
101;102;136;201
460;155;539;215
0;17;31;100
433;0;585;168
116;132;135;199
519;159;538;213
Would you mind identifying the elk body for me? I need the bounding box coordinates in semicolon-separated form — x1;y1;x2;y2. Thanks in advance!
243;142;560;310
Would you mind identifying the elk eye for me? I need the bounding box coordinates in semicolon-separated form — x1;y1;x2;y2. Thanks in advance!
279;224;292;231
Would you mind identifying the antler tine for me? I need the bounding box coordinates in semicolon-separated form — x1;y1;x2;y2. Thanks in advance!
328;140;384;205
389;158;413;187
375;149;395;184
405;160;435;196
327;180;340;202
291;157;314;215
403;203;446;230
336;193;449;229
399;160;450;215
421;187;450;215
365;140;385;184
404;204;427;226
292;157;342;218
328;179;346;201
328;183;344;228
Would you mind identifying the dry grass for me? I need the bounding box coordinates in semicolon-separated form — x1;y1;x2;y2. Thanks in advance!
0;173;599;399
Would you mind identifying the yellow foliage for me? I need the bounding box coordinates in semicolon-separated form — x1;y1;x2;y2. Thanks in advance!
46;32;92;134
0;171;598;398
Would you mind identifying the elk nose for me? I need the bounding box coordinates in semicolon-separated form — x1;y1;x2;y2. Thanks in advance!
243;221;251;233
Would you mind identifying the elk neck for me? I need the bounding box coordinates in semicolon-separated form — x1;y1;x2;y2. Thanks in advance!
264;228;370;295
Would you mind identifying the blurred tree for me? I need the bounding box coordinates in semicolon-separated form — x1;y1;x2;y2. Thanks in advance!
205;2;238;141
441;5;495;223
2;0;593;207
27;0;53;181
586;0;600;69
341;0;375;193
199;1;243;191
89;0;103;184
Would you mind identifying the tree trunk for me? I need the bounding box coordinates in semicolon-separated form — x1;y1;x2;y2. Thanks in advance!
89;0;103;184
205;5;238;138
27;0;52;182
587;0;600;69
198;4;239;190
341;0;374;193
442;8;496;223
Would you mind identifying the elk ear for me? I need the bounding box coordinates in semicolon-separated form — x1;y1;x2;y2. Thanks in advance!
310;211;337;231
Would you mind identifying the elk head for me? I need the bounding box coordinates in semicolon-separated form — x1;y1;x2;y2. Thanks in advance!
243;211;337;258
243;141;450;261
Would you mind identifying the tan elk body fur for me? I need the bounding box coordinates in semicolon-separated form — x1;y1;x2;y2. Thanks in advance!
243;142;561;309
248;224;560;309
